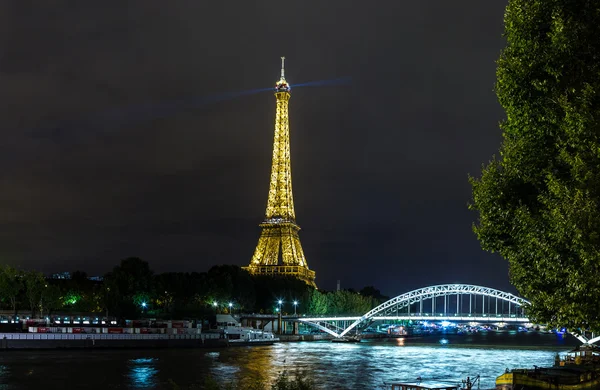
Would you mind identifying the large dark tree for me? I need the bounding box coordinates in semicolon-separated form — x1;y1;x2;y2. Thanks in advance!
0;265;23;315
104;257;154;318
470;1;600;331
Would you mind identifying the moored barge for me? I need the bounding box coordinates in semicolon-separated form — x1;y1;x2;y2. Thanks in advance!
496;345;600;389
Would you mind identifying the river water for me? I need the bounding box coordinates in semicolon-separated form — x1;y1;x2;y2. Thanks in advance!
0;331;578;389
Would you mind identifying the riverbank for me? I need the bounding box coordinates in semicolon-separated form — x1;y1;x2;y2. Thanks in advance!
0;332;230;350
277;332;396;342
278;334;331;342
0;332;392;349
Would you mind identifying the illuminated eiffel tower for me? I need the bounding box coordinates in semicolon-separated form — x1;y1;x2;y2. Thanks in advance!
242;57;316;287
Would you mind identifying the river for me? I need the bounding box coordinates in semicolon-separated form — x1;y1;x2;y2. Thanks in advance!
0;331;579;389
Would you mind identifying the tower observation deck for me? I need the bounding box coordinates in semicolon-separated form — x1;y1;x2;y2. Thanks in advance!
242;58;316;287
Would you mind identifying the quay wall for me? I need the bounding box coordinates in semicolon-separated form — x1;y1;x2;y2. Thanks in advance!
0;333;227;350
278;334;332;342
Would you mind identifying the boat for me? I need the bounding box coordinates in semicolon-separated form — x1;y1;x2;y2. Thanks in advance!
386;382;461;390
385;375;480;390
213;314;279;345
331;335;361;343
496;345;600;389
224;326;278;343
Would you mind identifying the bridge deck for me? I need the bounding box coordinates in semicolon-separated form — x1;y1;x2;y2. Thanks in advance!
299;316;530;323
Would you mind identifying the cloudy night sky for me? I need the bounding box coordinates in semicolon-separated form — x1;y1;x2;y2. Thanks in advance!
0;1;512;296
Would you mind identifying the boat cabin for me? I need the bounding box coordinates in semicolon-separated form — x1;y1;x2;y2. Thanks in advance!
559;344;600;366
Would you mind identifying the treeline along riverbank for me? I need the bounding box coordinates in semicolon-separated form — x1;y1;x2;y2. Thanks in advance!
0;258;389;322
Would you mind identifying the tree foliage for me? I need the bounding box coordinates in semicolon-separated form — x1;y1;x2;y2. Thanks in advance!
0;259;385;321
470;0;600;331
24;271;46;317
0;265;23;315
306;289;378;316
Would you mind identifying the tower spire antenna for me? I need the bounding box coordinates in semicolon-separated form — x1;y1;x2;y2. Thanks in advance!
275;56;290;93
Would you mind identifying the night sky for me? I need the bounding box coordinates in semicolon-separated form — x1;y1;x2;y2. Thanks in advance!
0;1;513;296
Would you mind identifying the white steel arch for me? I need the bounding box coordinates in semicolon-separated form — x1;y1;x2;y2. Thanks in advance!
338;284;529;337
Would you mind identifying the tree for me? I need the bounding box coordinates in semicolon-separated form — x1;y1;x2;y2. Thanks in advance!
307;289;328;315
207;265;256;310
251;274;311;313
0;265;23;315
103;257;155;318
24;271;46;317
41;284;62;318
359;286;390;304
470;1;600;331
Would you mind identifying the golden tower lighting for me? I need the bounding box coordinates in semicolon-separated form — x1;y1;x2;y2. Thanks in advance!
242;57;316;287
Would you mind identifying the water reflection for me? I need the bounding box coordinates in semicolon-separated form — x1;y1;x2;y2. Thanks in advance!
0;332;580;389
206;352;220;359
206;333;579;389
127;357;158;388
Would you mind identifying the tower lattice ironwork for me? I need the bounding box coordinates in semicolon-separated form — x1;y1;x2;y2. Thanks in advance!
242;57;316;287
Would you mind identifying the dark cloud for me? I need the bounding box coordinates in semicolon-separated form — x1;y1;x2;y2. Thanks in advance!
0;0;512;296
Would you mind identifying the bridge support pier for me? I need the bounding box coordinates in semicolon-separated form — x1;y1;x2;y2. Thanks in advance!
277;314;282;335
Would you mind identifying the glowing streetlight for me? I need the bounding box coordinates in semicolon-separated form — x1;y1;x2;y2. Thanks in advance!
293;301;298;315
228;302;233;313
277;299;283;313
212;301;218;307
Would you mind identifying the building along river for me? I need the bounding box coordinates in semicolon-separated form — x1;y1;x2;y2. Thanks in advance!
0;331;579;389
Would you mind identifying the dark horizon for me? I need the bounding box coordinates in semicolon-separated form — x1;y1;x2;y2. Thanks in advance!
0;0;514;297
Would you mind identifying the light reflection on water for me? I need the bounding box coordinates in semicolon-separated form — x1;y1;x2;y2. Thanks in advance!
0;332;579;389
127;357;159;388
211;333;577;389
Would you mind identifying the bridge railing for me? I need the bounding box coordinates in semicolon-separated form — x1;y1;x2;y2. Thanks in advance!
394;313;527;319
288;313;528;319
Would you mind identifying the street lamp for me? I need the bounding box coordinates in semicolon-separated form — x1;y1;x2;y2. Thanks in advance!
293;301;298;315
278;299;283;313
141;302;147;316
228;302;233;314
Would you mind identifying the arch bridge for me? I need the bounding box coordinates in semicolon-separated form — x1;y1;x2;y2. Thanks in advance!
297;284;530;338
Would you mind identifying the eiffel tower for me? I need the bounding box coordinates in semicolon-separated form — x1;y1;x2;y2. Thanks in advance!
242;57;316;287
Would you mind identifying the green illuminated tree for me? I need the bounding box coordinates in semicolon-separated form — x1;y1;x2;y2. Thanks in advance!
470;0;600;331
307;289;328;315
